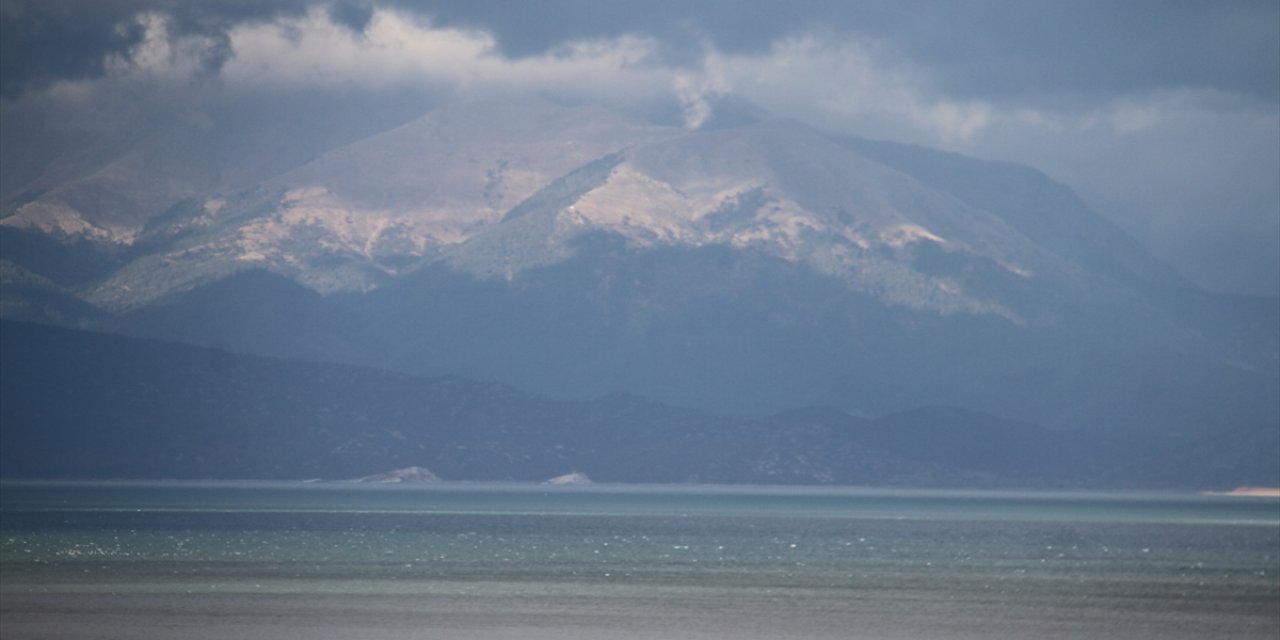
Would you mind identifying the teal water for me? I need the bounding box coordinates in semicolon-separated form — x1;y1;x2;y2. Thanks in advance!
2;482;1278;639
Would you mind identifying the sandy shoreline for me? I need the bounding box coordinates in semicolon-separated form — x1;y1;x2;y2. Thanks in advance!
1202;487;1280;497
3;584;1278;640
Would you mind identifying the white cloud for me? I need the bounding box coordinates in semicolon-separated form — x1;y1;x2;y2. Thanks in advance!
103;12;225;83
216;7;669;104
92;9;997;142
223;9;498;88
720;36;995;142
673;52;730;130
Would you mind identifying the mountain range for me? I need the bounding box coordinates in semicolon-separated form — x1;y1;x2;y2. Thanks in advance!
7;319;1268;488
1;94;1275;486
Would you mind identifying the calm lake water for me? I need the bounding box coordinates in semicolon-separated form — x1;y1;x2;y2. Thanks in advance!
2;481;1277;639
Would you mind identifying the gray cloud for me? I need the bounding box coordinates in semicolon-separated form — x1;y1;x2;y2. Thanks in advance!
378;0;1280;105
0;0;144;98
10;1;1276;103
327;0;373;34
0;0;325;96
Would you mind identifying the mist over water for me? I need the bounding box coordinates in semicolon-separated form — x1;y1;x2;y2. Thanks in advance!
2;482;1276;639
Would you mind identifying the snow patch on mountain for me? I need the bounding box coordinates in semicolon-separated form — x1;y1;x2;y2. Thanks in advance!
568;164;757;245
881;224;945;248
2;201;136;244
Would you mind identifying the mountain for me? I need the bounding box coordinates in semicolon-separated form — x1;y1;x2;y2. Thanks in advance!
0;95;1275;479
2;95;1178;318
5;321;1271;487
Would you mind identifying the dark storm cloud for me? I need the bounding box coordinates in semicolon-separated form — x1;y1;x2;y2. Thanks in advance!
0;0;312;97
0;0;143;98
385;0;1279;105
327;1;374;34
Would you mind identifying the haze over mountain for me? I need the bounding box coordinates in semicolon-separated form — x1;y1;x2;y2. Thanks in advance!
6;320;1271;488
1;2;1276;487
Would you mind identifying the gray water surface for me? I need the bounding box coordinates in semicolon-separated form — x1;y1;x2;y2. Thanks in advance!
2;481;1277;639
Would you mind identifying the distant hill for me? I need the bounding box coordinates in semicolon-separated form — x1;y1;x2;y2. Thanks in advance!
2;321;1273;488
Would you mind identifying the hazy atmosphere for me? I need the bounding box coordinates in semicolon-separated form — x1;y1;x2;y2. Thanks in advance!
2;0;1277;294
2;3;1278;639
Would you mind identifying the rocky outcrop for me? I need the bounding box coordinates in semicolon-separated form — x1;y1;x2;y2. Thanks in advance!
544;472;593;486
353;466;442;484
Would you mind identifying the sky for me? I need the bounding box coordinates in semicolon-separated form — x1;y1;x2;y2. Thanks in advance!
1;0;1277;295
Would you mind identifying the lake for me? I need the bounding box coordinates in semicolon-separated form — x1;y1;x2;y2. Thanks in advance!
2;481;1277;639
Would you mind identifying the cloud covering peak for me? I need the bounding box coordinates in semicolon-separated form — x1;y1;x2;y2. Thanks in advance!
2;0;1276;294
